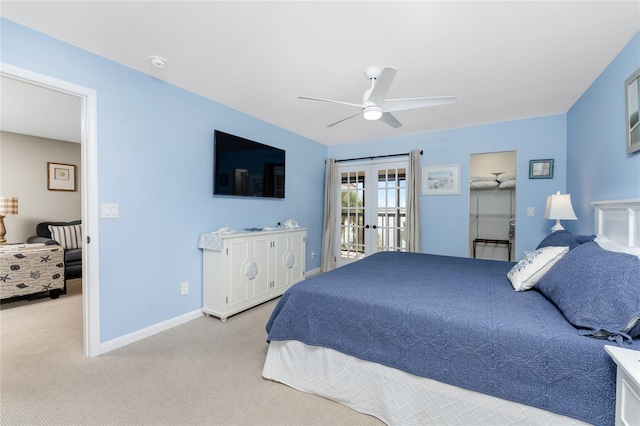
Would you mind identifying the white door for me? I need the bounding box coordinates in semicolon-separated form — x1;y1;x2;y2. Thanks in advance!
273;230;305;291
336;160;408;268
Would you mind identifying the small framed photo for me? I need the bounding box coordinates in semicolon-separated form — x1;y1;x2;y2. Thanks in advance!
47;162;77;191
422;164;460;195
626;68;640;154
528;159;554;179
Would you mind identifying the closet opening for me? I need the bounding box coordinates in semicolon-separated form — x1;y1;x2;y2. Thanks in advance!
468;151;517;261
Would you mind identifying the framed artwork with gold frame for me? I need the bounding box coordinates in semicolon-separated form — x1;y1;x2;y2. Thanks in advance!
47;162;76;191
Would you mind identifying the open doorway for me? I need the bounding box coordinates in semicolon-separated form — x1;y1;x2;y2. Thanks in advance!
469;151;517;261
1;63;100;356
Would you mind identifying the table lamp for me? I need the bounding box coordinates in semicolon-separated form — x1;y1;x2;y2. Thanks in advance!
543;191;577;232
0;197;19;245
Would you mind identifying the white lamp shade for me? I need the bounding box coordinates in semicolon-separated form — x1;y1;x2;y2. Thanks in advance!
543;192;577;220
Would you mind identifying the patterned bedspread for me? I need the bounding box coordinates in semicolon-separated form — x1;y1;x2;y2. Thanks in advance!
266;251;640;425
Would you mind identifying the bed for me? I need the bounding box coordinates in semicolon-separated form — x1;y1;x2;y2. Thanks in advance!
263;199;640;425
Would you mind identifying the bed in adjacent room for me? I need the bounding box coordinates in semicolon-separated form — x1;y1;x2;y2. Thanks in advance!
262;199;640;425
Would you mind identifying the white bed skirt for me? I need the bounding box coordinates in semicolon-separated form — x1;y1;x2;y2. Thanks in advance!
263;340;588;426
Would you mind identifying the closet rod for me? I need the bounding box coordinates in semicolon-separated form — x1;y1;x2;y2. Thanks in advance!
336;150;422;163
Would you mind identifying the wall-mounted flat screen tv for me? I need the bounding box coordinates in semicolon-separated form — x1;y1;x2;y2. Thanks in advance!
214;130;285;198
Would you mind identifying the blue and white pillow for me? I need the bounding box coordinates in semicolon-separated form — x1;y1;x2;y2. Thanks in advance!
536;242;640;342
507;246;569;291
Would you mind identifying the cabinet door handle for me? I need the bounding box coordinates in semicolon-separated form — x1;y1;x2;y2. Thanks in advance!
365;225;370;229
372;225;377;229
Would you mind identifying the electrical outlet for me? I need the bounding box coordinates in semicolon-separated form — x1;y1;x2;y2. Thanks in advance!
180;282;189;296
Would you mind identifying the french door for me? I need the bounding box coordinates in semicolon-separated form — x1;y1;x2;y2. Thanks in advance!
336;159;408;268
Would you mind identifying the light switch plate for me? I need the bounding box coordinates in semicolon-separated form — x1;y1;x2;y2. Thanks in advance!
101;203;119;218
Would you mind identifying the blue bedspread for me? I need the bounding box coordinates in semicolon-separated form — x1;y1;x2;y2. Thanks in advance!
266;251;640;425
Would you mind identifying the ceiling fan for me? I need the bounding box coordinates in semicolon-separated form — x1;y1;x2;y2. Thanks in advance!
299;66;457;128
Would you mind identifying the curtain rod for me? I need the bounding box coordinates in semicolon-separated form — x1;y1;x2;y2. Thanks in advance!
335;150;422;163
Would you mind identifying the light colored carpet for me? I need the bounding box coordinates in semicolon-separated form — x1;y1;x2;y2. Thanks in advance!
0;280;382;425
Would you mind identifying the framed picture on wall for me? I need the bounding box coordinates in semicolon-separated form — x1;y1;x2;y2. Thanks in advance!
422;164;460;195
626;68;640;154
47;162;77;191
528;159;554;179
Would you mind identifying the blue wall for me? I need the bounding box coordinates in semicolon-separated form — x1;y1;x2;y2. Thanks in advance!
567;32;640;234
1;19;327;342
329;32;640;256
3;16;638;345
328;115;568;258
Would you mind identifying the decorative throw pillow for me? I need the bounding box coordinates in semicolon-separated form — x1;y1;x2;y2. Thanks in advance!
507;246;569;291
536;242;640;341
48;224;82;250
535;230;595;251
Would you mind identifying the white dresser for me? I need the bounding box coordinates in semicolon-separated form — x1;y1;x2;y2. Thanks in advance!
605;345;640;426
200;228;306;321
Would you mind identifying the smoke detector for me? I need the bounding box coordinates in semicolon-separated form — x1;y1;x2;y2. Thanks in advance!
149;55;167;69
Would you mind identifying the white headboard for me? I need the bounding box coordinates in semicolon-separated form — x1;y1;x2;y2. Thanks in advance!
592;198;640;247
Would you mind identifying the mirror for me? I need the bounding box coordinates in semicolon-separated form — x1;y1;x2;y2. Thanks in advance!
626;68;640;154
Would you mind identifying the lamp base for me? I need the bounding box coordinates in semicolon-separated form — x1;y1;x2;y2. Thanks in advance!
550;220;565;232
0;214;6;244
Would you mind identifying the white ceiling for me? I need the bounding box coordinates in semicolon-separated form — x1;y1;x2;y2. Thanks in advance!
1;1;639;146
1;76;82;143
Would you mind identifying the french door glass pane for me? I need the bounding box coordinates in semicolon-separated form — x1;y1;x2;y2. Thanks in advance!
341;171;366;261
377;167;406;252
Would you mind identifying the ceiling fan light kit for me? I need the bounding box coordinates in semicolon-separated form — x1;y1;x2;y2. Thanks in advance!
363;106;383;121
299;66;457;128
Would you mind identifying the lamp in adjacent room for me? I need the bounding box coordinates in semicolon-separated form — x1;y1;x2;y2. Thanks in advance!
543;191;577;232
0;197;19;245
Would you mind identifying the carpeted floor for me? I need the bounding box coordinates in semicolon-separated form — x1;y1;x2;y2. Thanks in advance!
0;280;382;425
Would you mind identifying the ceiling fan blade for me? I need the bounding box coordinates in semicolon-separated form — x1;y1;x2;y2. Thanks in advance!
327;113;361;128
366;67;398;105
380;112;402;129
298;96;363;109
383;96;457;112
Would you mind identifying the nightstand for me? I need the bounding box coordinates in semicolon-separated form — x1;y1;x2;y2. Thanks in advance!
605;345;640;426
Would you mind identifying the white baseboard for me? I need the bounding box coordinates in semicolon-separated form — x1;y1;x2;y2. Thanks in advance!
100;309;203;354
306;267;321;278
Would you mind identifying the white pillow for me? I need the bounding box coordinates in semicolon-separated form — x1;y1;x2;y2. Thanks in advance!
498;179;516;189
48;224;82;250
507;246;569;291
470;174;498;182
594;234;640;259
497;172;516;182
470;180;499;189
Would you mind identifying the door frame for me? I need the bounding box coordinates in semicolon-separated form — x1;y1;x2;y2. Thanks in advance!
1;62;101;357
335;158;409;268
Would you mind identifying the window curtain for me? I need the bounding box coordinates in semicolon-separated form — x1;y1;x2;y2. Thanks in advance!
321;158;338;272
406;149;422;252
